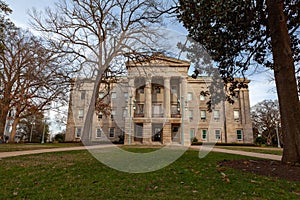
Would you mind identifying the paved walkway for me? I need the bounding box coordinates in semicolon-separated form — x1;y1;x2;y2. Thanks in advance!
189;146;282;161
0;145;282;161
0;145;115;159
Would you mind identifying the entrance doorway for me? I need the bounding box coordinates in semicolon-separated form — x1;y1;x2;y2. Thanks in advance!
134;123;143;143
152;124;163;142
172;124;180;143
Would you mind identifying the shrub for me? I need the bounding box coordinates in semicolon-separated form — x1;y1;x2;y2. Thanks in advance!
54;133;65;143
255;136;266;146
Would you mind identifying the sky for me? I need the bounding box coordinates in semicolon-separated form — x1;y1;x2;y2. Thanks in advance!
5;0;278;107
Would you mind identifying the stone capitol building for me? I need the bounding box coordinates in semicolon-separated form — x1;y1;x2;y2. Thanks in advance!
66;55;253;145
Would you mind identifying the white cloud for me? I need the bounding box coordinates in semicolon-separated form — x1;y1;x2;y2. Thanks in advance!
248;71;277;106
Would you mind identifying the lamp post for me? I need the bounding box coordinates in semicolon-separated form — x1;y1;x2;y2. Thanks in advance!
181;96;184;145
128;96;135;145
275;122;281;148
180;96;188;146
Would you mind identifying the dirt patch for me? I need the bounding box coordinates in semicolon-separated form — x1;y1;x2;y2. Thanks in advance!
219;159;300;182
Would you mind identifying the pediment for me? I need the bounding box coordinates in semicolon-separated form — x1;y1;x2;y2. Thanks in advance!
126;54;190;68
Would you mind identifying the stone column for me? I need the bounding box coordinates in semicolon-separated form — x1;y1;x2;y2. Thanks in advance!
164;77;171;118
162;122;172;144
143;78;152;144
180;77;190;146
241;88;253;143
125;77;135;145
144;78;152;118
143;122;152;144
181;77;187;104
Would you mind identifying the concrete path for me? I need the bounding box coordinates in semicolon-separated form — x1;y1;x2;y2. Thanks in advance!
0;145;115;159
0;145;282;161
190;146;282;161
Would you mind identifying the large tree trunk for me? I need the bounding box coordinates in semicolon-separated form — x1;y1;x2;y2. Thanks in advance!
9;118;19;143
0;99;10;138
267;0;300;164
81;74;102;145
0;111;8;138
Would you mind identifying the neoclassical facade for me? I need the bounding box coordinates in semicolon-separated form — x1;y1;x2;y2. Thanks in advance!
65;55;253;145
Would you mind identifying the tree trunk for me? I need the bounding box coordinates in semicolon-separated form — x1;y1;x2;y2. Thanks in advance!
267;0;300;164
81;74;102;145
0;111;7;138
0;101;10;138
9;118;19;143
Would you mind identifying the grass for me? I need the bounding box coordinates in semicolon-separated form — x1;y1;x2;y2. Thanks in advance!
0;148;299;199
214;146;283;156
0;143;82;152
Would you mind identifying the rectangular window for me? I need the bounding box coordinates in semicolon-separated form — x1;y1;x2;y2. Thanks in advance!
137;104;144;114
98;112;103;119
76;127;82;138
171;86;177;94
237;130;243;140
155;86;161;94
213;110;220;121
109;128;115;138
78;109;84;119
80;91;86;100
190;128;195;141
234;110;240;121
111;92;117;99
189;110;193;119
111;110;116;121
200;110;206;120
202;129;207;140
234;91;239;99
123;109;127;118
187;92;193;101
96;128;102;138
138;88;144;94
124;92;128;100
171;104;179;114
135;124;143;137
215;130;221;140
152;104;162;116
200;94;205;101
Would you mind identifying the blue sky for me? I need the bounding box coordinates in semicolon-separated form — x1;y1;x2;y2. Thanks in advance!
5;0;278;107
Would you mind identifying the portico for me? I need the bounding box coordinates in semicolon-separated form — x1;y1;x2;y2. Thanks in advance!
124;56;190;145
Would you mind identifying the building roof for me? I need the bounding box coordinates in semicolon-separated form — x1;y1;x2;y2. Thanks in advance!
126;54;190;68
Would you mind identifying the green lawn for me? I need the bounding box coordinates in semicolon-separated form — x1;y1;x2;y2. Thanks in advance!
0;149;299;199
0;143;82;152
214;146;283;155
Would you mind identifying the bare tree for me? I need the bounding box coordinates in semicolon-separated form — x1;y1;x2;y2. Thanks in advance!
29;0;176;142
251;100;281;146
0;27;72;142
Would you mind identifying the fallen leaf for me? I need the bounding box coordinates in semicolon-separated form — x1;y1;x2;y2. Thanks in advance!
292;190;300;196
